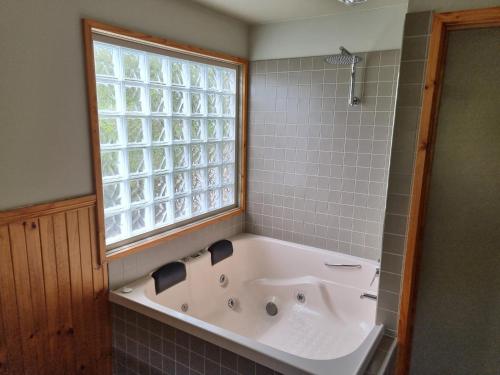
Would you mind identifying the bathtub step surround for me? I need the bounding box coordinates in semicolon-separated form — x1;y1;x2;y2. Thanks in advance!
112;304;282;375
246;50;400;262
113;303;394;375
110;234;382;374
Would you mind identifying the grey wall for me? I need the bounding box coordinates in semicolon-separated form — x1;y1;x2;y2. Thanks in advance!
409;27;500;375
249;5;407;60
376;11;432;334
378;1;500;337
245;51;400;261
0;0;248;210
408;0;500;12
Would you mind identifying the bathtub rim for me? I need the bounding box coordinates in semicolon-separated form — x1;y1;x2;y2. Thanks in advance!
110;290;383;375
229;233;381;268
110;233;383;374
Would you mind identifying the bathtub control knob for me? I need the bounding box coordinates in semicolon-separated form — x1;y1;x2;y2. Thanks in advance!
181;303;189;312
120;287;133;294
266;302;278;316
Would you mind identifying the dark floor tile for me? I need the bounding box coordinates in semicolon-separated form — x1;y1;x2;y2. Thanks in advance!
150;333;162;353
221;349;237;370
176;363;189;375
125;308;138;324
149;318;164;336
175;329;190;348
163;357;175;375
115;333;126;352
163;338;175;359
205;342;221;363
126;337;138;357
113;304;126;319
190;335;206;356
149;349;163;370
176;345;189;366
137;360;150;375
221;367;237;375
114;317;126;334
125;356;138;373
237;356;255;375
137;328;149;347
137;313;151;331
126;323;138;341
163;324;175;342
137;343;149;363
256;363;274;375
114;362;127;375
190;351;205;373
114;348;127;366
205;359;222;375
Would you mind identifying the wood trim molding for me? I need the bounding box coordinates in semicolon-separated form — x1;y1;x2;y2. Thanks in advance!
82;19;249;264
82;20;107;265
83;19;248;65
0;197;111;373
395;7;500;375
106;207;243;261
0;195;96;226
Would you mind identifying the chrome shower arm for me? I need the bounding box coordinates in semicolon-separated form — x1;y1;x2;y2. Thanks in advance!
349;61;360;106
324;46;361;106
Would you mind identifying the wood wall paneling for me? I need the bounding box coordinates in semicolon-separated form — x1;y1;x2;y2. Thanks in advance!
0;195;111;374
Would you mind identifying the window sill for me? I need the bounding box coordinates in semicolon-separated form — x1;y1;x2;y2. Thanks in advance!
105;207;243;261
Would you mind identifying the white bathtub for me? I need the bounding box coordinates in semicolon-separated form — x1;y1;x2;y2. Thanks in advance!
110;234;383;374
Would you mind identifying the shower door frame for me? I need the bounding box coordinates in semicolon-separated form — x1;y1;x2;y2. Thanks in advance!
395;7;500;375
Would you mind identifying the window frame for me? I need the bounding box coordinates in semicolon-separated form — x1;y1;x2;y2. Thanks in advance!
82;19;248;262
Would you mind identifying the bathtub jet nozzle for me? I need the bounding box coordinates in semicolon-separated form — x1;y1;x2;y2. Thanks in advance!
266;302;278;316
228;297;238;310
219;274;228;287
296;292;306;304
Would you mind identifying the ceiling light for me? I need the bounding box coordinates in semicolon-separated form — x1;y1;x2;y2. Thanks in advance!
337;0;368;5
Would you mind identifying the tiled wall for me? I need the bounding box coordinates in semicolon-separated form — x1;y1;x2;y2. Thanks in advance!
108;215;243;289
376;12;432;334
245;50;400;261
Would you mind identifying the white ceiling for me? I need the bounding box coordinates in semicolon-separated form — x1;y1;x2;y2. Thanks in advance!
192;0;408;24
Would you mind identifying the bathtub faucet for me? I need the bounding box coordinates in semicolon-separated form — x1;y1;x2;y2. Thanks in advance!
370;268;380;286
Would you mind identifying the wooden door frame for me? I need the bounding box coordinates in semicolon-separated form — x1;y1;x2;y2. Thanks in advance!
395;7;500;375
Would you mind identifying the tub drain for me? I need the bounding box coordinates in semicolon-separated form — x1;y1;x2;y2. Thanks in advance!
266;302;278;316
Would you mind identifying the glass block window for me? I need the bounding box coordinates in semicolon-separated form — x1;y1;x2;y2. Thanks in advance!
92;39;239;246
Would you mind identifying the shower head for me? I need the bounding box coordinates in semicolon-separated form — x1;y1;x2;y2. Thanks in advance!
325;46;362;65
324;46;362;106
